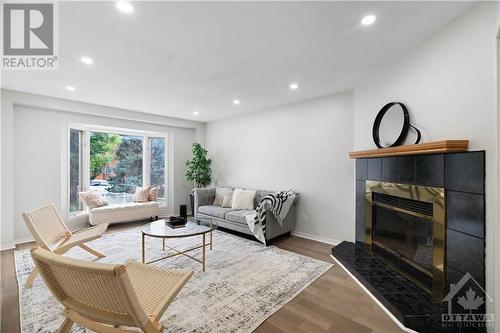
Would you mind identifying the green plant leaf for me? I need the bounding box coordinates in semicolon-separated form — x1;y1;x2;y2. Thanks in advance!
185;143;212;187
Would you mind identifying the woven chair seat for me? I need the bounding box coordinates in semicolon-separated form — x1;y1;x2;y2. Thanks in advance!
124;260;192;317
61;223;108;249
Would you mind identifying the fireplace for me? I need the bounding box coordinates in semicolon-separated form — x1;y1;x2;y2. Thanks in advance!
365;181;445;302
332;151;486;332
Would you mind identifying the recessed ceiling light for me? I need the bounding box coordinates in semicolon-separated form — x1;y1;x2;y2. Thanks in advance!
80;56;93;65
361;14;376;26
193;111;199;116
289;82;299;90
116;1;133;14
66;86;76;92
233;99;240;105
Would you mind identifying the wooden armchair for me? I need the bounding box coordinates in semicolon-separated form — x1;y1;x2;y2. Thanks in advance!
31;248;193;333
22;203;109;288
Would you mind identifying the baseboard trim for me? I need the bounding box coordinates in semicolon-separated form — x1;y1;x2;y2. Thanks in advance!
1;242;16;251
330;254;418;333
5;214;175;251
291;231;342;245
12;236;34;247
69;220;91;231
8;220;97;250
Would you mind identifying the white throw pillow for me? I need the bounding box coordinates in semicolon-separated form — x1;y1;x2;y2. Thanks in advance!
148;186;158;201
231;188;256;210
79;191;108;209
134;186;151;203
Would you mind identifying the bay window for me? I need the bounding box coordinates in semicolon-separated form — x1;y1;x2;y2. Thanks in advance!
68;125;168;216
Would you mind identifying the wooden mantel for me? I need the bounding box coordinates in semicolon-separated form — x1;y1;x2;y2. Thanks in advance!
349;140;469;159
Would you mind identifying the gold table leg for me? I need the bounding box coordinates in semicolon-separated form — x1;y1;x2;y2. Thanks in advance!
142;231;212;271
142;233;145;263
202;233;206;272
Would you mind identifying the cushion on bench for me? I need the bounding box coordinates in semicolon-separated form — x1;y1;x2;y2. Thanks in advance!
89;202;159;225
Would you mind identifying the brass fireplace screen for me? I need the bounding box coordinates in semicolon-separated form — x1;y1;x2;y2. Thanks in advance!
365;181;445;302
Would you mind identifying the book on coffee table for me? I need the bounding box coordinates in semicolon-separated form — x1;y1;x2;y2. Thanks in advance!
167;222;186;229
167;216;186;229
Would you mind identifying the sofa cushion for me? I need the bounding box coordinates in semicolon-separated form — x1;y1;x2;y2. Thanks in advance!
225;210;255;224
91;201;158;214
89;201;159;225
198;205;235;219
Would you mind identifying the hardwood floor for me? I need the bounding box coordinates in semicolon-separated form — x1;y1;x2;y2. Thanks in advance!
1;223;403;333
258;236;403;333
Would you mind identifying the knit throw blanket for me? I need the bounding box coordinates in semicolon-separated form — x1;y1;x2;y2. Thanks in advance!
245;190;297;244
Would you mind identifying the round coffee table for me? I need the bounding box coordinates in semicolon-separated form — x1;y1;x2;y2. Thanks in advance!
141;217;217;271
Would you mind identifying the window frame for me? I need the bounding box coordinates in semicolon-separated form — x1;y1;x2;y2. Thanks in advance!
64;123;170;221
68;128;84;215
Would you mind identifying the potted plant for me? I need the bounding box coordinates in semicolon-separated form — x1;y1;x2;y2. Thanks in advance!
185;143;212;215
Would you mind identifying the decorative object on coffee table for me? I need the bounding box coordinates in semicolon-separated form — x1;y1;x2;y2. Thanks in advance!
167;216;186;229
180;204;187;218
372;102;421;148
142;217;217;271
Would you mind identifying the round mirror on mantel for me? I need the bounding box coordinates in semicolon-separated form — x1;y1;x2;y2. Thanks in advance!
372;102;421;149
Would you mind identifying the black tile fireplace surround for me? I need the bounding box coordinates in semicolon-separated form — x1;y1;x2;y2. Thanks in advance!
332;151;486;333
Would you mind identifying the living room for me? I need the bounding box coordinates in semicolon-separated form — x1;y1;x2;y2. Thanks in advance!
1;2;499;333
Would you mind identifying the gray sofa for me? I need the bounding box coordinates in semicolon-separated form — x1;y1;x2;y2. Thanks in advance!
192;187;298;241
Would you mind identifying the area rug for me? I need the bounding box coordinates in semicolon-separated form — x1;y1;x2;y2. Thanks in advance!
15;227;333;332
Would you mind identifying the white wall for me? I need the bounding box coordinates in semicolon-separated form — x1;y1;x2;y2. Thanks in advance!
1;91;15;249
206;92;354;244
1;89;205;248
353;3;498;323
494;5;500;331
204;4;500;327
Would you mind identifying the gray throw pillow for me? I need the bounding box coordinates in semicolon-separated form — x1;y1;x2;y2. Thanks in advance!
221;188;234;208
213;187;228;206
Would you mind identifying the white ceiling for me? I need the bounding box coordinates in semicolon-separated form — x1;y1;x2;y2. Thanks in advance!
1;1;473;122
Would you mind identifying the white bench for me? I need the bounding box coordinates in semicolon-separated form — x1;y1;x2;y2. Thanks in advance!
89;202;159;225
